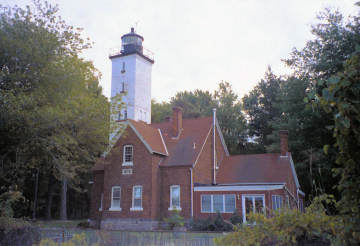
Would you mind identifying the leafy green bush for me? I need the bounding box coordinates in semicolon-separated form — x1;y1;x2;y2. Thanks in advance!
215;195;345;246
77;221;90;228
190;212;233;232
0;217;40;246
164;209;185;230
229;210;242;225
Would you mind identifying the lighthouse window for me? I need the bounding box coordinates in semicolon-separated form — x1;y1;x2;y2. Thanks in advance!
121;62;125;73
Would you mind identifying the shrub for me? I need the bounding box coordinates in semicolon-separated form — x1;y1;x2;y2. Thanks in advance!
164;209;185;230
0;217;40;246
190;217;214;231
229;210;242;225
190;212;233;232
214;195;345;246
213;212;233;231
77;221;90;228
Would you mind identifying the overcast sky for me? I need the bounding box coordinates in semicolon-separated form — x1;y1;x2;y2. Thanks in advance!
2;0;358;102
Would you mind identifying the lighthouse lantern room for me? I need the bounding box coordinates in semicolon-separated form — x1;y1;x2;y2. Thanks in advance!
109;27;154;127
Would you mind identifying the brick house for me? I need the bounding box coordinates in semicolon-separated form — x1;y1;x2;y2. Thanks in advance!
89;107;305;230
89;28;304;230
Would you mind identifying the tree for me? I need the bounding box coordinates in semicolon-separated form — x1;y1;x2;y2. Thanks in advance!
151;99;172;123
152;82;247;154
170;89;216;118
242;67;282;149
0;1;109;220
317;48;360;244
214;81;247;154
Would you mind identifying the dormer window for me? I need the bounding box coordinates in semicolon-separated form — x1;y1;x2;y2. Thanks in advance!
123;145;133;166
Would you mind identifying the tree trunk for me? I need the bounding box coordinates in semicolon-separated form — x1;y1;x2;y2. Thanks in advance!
32;169;39;220
60;176;67;220
46;175;55;220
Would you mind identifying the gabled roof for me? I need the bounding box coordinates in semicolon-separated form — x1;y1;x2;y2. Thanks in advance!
151;117;213;167
127;120;168;156
216;153;297;186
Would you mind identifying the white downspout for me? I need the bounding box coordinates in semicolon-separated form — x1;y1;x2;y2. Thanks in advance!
190;167;193;217
213;108;216;185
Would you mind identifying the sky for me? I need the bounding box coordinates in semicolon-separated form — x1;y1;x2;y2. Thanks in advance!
1;0;358;102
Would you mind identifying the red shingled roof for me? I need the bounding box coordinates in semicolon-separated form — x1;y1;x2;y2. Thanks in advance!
216;153;294;184
151;117;213;167
128;119;167;155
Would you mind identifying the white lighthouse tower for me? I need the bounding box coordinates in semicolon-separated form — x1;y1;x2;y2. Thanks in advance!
109;28;154;125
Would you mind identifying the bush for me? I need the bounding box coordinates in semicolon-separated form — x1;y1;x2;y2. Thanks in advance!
190;212;233;232
164;209;185;230
215;195;345;246
229;210;242;225
77;221;90;228
0;217;40;246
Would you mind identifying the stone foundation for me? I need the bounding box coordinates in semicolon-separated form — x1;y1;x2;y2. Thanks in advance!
100;218;159;231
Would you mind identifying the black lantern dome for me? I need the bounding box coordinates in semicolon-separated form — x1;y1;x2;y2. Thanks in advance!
121;27;144;55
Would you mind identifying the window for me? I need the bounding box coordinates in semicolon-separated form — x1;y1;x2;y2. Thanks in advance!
299;199;304;212
201;195;211;212
242;195;265;223
169;185;181;210
131;186;143;211
272;195;283;210
121;62;125;73
213;195;223;212
99;193;103;211
123;145;133;166
200;194;236;213
110;186;121;211
286;195;290;208
122;169;132;175
225;194;236;212
118;109;127;120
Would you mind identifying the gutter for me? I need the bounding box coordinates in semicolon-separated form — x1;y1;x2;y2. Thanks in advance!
190;167;193;217
213;108;216;185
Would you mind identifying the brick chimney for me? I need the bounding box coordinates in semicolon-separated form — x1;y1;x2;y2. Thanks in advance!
172;107;183;137
279;130;288;157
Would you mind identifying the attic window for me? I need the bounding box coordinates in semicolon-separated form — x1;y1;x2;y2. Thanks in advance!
123;145;133;166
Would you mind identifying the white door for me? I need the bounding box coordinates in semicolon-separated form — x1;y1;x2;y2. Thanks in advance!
242;195;265;223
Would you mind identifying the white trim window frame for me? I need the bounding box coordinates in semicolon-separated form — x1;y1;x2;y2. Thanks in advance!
242;194;265;223
131;185;143;211
122;145;133;166
200;194;236;213
272;195;283;211
109;186;121;211
169;185;181;211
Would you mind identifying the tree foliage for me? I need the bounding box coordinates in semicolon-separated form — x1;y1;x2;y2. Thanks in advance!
152;82;247;154
317;47;360;244
0;1;109;220
215;195;345;246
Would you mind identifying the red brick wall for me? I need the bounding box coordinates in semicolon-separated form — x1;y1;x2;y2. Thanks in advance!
101;126;157;220
89;171;104;220
193;125;227;185
193;189;287;220
160;166;191;219
193;128;212;184
214;128;227;182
